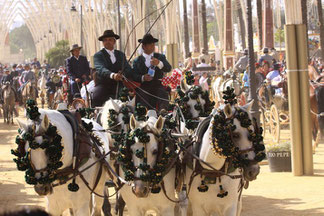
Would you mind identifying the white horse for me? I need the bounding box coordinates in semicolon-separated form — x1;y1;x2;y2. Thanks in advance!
16;109;109;216
118;113;177;216
212;76;241;106
186;101;264;216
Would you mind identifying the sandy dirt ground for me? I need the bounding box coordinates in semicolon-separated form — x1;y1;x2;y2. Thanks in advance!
0;113;323;215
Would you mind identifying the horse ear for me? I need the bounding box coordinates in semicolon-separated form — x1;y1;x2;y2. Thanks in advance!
243;99;254;112
40;114;50;131
16;119;28;131
128;97;136;108
180;79;188;93
224;103;233;119
154;116;164;133
110;99;120;112
130;114;137;130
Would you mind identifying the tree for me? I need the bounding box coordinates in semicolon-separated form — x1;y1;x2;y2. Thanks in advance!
237;0;246;49
201;0;208;52
9;24;36;59
274;28;284;44
183;0;190;57
45;40;70;68
256;0;262;50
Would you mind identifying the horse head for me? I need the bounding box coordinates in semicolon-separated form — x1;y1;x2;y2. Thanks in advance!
102;97;135;133
122;114;165;197
16;114;64;196
204;101;265;182
178;79;213;120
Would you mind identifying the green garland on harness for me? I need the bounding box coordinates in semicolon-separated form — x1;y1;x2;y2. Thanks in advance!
174;71;215;130
11;100;64;186
198;88;266;196
117;128;173;193
116;105;173;193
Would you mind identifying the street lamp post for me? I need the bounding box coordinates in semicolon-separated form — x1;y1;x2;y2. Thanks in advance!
117;0;122;50
71;4;83;50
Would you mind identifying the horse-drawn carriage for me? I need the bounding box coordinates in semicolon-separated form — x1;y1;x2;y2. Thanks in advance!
258;80;289;143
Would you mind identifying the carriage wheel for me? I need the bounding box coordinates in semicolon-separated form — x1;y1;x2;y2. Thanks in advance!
270;104;280;143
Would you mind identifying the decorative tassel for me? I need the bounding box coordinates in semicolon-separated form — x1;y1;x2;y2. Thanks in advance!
217;177;228;198
68;179;79;192
197;180;209;192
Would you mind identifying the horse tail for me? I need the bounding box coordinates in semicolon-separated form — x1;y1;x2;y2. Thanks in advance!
315;86;324;137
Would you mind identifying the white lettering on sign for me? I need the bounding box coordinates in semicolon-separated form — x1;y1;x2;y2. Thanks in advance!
267;152;290;158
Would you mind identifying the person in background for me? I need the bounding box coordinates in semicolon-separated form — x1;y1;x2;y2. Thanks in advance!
199;72;209;91
197;58;209;68
234;48;249;74
259;47;276;67
199;48;210;64
184;52;192;72
261;60;270;77
270;48;279;62
31;57;41;69
66;44;90;100
255;62;265;90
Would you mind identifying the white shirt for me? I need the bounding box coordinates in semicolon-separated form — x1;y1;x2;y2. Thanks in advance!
141;52;164;82
81;80;95;100
105;48;117;79
105;48;116;64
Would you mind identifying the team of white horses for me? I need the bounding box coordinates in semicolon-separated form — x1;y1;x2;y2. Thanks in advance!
13;75;265;216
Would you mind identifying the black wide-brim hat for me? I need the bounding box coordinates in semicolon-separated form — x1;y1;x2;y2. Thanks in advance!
70;44;82;52
138;34;158;44
98;30;120;41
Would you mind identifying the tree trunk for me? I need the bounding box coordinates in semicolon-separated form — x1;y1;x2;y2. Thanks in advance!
317;0;324;60
257;0;262;51
237;0;246;49
247;0;260;122
183;0;190;57
201;0;208;52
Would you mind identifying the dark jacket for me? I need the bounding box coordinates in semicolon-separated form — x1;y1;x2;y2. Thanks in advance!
1;74;13;84
66;55;90;80
132;53;172;83
93;49;132;93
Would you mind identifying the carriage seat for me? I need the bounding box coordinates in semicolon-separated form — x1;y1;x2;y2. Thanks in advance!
58;109;92;166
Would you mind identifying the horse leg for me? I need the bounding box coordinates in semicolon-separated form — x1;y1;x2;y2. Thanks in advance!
223;200;240;216
115;194;126;216
101;185;112;216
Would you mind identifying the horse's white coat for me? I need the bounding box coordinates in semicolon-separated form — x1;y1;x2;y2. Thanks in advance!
119;115;176;216
187;103;260;216
17;109;109;216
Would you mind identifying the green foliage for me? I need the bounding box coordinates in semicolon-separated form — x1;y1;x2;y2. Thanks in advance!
9;24;36;59
275;28;285;44
45;40;70;68
266;141;291;152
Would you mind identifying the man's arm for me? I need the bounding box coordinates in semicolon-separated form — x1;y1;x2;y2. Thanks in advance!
121;53;133;79
94;52;114;80
66;58;75;80
132;59;145;83
83;56;91;77
158;54;172;72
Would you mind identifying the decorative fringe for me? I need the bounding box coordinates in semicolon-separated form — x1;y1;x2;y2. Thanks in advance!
68;179;79;192
197;180;209;192
217;177;228;198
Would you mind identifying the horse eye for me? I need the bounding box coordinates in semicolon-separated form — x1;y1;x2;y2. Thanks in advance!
233;133;240;139
152;149;158;155
245;154;249;158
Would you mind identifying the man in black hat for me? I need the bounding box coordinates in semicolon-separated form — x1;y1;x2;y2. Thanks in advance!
93;30;132;107
66;44;90;100
132;33;172;110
